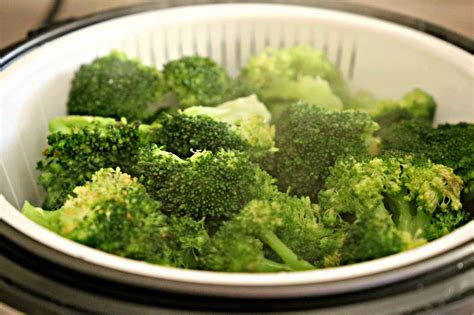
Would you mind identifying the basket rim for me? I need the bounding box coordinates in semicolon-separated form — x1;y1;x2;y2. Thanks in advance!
1;0;472;68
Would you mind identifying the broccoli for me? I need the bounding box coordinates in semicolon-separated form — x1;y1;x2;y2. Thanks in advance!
132;145;277;221
23;168;209;268
319;155;467;249
201;220;292;272
381;120;474;203
348;88;436;128
239;46;348;116
37;117;144;209
67;51;166;122
203;196;317;272
163;56;233;108
182;95;277;165
341;204;424;264
153;112;248;158
275;102;380;200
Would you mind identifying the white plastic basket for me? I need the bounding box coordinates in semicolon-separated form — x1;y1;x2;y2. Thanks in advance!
1;3;473;302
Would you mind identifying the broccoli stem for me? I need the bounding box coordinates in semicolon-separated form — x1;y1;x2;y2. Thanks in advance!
260;230;314;271
385;192;431;237
386;195;413;232
256;258;292;272
22;201;61;232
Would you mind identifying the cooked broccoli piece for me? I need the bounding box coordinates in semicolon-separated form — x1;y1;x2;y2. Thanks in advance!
182;95;277;165
201;220;292;272
67;51;166;121
319;155;467;248
23;168;209;267
37;117;144;209
203;196;317;272
341;204;424;264
163;56;233;108
268;192;342;267
275;102;380;200
381;120;474;203
154;112;248;158
239;46;348;116
349;88;436;128
132;145;277;221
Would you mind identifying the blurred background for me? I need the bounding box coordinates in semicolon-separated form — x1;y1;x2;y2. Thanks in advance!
1;0;473;50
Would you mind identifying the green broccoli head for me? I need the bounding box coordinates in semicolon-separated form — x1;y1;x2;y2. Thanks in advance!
275;102;380;200
239;46;348;114
163;56;233;108
24;168;209;268
201;220;291;272
182;95;277;167
133;145;277;220
37;117;143;209
381;120;474;203
127;214;209;268
319;155;466;242
349;88;436;128
67;51;166;121
267;192;342;267
203;196;316;272
154;112;248;158
341;204;425;264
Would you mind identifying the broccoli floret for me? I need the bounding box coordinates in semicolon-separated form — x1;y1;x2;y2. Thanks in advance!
182;95;277;166
319;155;466;245
201;221;292;272
239;46;348;116
276;193;344;267
133;145;277;221
275;102;379;200
163;56;233;108
381;120;474;203
24;168;208;268
349;88;436;128
37;117;144;209
154;113;248;158
203;196;316;272
127;214;209;268
67;51;166;121
341;204;424;264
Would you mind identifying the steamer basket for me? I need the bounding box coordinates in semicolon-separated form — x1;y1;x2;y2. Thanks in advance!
1;3;473;313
